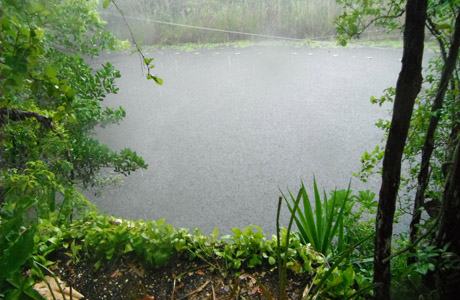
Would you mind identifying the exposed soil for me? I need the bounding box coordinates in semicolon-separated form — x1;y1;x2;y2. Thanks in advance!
51;250;311;300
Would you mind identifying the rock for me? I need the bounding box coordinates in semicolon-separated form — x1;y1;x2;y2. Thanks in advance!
33;275;84;300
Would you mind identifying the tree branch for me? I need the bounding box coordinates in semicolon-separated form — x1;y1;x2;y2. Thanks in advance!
0;108;54;129
383;216;440;264
354;5;405;38
426;16;448;61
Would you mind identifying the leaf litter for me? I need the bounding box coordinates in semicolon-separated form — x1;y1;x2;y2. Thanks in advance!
49;250;310;299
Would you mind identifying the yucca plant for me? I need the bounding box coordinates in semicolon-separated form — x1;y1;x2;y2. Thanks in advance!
281;179;351;256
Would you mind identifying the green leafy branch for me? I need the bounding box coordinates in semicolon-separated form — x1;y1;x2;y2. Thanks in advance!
102;0;163;85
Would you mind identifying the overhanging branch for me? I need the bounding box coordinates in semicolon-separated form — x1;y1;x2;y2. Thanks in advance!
0;108;54;129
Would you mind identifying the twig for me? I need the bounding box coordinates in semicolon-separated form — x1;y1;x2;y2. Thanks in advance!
171;265;210;300
383;216;440;263
228;277;240;300
171;275;176;300
109;0;162;84
178;279;211;300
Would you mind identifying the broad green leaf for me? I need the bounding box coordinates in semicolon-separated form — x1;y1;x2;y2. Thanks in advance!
34;28;45;40
435;23;451;31
144;57;154;65
102;0;111;9
45;66;57;78
153;76;163;85
65;88;76;100
53;111;65;122
0;229;35;280
329;273;343;287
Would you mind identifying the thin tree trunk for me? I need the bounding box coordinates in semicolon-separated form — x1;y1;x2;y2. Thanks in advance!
373;0;427;299
433;136;460;298
409;9;460;263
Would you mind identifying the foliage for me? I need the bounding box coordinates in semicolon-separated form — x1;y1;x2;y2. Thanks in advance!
280;180;377;298
282;180;353;257
278;186;372;300
0;0;148;187
35;207;365;299
335;0;405;46
343;0;460;240
0;0;153;297
0;159;88;298
336;0;460;297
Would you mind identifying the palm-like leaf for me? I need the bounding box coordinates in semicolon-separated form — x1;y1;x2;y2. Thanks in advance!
282;180;351;256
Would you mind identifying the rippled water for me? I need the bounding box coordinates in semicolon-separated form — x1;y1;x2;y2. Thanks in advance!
86;45;431;235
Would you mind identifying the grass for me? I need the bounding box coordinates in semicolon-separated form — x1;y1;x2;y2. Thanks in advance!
102;0;341;46
117;37;410;55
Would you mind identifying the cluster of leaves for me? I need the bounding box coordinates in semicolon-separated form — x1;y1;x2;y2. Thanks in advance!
282;180;378;298
0;0;151;297
335;0;405;46
0;0;148;188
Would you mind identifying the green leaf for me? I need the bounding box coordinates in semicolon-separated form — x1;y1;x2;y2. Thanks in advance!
27;1;48;15
249;254;262;267
313;178;323;251
0;229;35;280
435;23;451;31
65;88;76;100
211;226;219;239
102;0;111;9
124;243;134;253
329;273;343;287
53;111;65;122
34;28;45;40
152;75;164;85
144;57;154;65
45;66;57;78
94;260;102;270
0;98;10;107
343;265;355;286
300;182;319;248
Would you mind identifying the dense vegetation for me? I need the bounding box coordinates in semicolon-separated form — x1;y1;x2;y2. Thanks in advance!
1;0;459;299
337;0;460;298
102;0;343;45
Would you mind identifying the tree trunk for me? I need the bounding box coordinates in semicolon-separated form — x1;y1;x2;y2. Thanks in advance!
409;9;460;264
373;0;427;299
433;136;460;298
